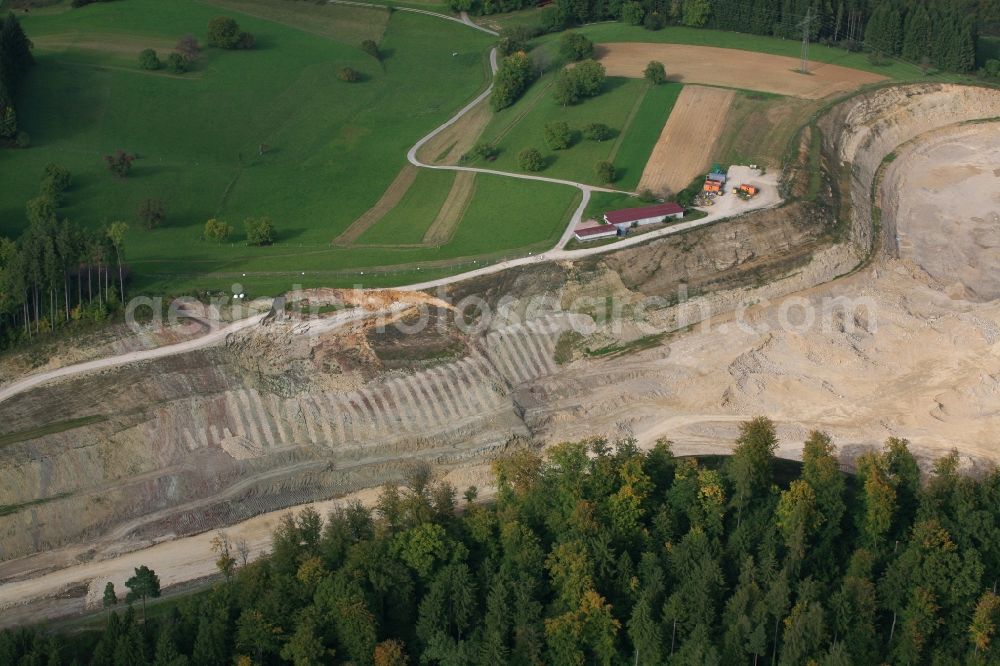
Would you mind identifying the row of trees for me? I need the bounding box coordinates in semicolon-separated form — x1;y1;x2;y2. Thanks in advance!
0;166;128;347
9;417;1000;664
0;12;33;143
490;51;536;110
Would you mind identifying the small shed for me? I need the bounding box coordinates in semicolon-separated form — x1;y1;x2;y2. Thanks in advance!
603;202;684;230
574;224;618;241
707;171;727;184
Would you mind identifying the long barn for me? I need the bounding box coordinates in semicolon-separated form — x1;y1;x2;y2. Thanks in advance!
604;202;684;230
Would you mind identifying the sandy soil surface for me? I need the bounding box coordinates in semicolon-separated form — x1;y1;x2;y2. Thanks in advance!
638;85;736;196
889;127;1000;301
595;43;885;99
536;122;1000;467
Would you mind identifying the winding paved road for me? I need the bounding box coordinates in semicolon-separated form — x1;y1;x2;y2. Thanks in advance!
0;6;783;404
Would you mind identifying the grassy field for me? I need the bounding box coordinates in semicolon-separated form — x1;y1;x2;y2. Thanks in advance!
132;174;579;295
713;90;818;169
609;82;683;190
0;0;524;294
355;170;458;245
473;62;682;188
583;191;640;220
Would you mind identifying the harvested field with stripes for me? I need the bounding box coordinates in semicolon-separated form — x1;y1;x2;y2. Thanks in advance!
637;85;736;197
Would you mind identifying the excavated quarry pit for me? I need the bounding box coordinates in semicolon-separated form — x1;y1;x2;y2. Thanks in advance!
1;83;1000;625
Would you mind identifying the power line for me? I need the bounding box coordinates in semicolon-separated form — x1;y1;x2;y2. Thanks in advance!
797;7;820;74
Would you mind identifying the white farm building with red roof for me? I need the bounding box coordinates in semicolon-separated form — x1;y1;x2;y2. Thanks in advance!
603;202;684;230
574;224;618;241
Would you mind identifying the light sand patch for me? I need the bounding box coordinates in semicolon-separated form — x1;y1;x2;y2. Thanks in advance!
887;126;1000;300
423;172;477;245
416;97;493;165
596;43;885;99
333;165;419;246
638;85;735;196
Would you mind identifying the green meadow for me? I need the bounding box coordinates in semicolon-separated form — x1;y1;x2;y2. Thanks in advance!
0;0;585;294
474;63;682;188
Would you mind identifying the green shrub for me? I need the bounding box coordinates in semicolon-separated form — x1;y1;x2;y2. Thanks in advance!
42;164;71;193
361;39;380;61
582;122;613;141
338;67;361;82
138;49;161;71
543;121;572;150
594;160;616;183
559;32;594;62
643;11;664;30
104;150;134;178
497;26;536;57
465;142;498;161
245;217;276;245
491;52;536;111
204;218;233;242
518;147;544;172
165;52;186;74
621;1;644;25
554;59;606;106
644;60;667;84
208;16;253;50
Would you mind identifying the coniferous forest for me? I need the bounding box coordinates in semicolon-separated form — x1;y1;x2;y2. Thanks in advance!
452;0;997;74
5;418;1000;665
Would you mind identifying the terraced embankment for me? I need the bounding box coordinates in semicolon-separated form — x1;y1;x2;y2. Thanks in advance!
2;83;1000;626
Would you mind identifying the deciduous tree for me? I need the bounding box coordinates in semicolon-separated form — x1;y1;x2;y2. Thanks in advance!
644;60;667;84
517;147;544;172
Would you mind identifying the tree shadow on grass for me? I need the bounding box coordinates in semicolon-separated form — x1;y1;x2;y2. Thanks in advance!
600;76;630;95
267;227;309;244
128;163;170;179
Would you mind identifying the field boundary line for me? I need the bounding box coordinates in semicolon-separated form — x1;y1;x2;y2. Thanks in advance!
333;165;420;246
422;172;477;245
606;81;650;164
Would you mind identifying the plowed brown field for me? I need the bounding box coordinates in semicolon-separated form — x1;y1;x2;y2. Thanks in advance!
596;43;885;99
